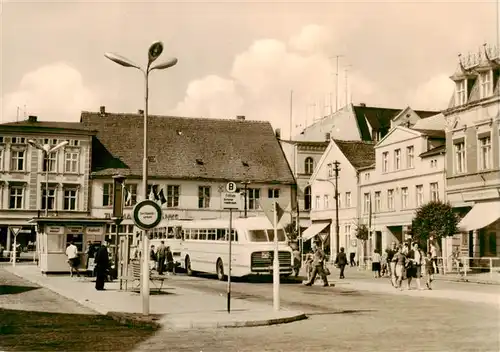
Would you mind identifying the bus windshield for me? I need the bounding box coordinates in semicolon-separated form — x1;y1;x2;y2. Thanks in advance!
248;229;286;242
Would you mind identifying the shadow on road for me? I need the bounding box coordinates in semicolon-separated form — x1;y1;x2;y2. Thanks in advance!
184;271;304;284
0;285;40;295
0;308;158;351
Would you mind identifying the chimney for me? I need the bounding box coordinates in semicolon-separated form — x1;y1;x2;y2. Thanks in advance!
28;115;37;123
138;109;144;115
275;128;281;139
236;115;245;121
99;106;106;116
359;103;366;107
325;132;331;141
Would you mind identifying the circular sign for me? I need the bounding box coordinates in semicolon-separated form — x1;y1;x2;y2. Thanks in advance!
226;181;237;193
132;200;162;230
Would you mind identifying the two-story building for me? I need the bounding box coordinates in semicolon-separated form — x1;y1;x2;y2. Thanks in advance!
0;115;98;261
307;139;375;259
444;45;500;259
80;107;297;244
358;125;446;255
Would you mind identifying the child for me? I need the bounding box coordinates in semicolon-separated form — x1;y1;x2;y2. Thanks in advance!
304;252;314;282
372;249;381;278
423;252;434;290
381;251;388;277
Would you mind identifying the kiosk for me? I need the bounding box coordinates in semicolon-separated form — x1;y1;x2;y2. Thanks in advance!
29;217;110;274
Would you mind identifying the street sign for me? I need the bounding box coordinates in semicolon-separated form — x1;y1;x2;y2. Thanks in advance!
132;200;162;230
9;227;21;237
222;192;241;209
319;233;328;243
260;199;288;226
225;182;237;193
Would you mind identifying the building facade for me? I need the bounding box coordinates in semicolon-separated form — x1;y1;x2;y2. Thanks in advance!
81;108;297;243
444;45;500;259
0;116;94;252
358;125;446;254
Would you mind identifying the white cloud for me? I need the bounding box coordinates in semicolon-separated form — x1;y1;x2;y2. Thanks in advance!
1;62;96;122
289;24;332;54
406;74;455;111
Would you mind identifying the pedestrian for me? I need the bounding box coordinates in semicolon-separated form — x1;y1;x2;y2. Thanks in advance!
423;252;434;290
94;241;109;291
406;242;424;290
65;241;81;278
166;246;175;275
156;241;167;275
304;251;314;282
304;241;329;287
349;250;356;267
335;247;348;279
149;245;157;271
430;241;439;274
394;246;406;290
386;242;397;286
292;243;301;277
372;249;381;278
380;250;388;277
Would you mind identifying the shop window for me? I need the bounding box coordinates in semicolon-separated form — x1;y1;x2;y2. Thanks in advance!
47;235;65;252
66;233;84;252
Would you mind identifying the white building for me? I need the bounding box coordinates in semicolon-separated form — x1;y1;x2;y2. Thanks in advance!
358;125;446;253
80;108;297;244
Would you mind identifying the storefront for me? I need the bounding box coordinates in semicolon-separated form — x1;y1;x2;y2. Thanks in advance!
29;217;110;273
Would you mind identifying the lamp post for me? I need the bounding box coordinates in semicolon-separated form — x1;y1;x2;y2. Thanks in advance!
104;41;178;315
28;140;69;216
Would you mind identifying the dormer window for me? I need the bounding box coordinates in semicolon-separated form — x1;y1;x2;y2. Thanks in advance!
480;71;493;99
456;80;467;105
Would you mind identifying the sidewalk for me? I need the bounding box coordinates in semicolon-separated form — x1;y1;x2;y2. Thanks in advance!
4;265;306;330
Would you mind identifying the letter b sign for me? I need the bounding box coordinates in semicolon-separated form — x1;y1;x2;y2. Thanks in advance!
226;182;237;193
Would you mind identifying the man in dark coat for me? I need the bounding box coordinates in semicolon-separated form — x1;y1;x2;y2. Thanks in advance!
335;247;348;279
94;242;109;291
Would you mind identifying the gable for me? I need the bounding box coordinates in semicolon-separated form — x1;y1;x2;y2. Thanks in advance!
309;141;355;184
391;107;422;128
376;126;422;148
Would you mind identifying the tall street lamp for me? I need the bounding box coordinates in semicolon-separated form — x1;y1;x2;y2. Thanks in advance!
104;41;178;315
315;173;340;262
28;140;69;216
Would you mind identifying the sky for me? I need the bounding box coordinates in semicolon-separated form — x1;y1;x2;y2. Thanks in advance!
0;0;499;138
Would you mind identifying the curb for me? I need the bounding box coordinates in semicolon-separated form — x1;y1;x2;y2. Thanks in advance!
106;312;162;329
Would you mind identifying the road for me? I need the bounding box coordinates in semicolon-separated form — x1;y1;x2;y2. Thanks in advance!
1;264;498;352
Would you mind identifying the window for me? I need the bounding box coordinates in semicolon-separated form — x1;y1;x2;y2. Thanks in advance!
268;188;280;198
344;225;351;236
374;191;381;212
430;159;438;168
401;187;409;209
10;150;25;171
198;186;211;209
315;195;320;209
479;136;492;170
64;189;77;210
0;149;3;171
42;152;57;172
406;146;414;168
64;151;79;173
304;186;311;210
167;185;180;208
454;141;466;174
364;173;370;181
102;183;113;206
416;185;424;207
387;189;394;210
382;152;389;172
456;80;467;105
324;194;329;209
247;188;261;210
430;182;439;202
337;192;342;208
9;186;24;209
480;71;493;98
363;193;370;214
327;163;333;177
345;192;351;208
41;187;56;210
305;157;314;175
394;149;401;170
11;137;26;144
124;184;138;206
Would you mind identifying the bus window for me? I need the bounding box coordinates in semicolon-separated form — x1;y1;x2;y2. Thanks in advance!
248;230;269;242
199;229;207;240
230;230;238;242
191;229;199;240
267;229;286;242
216;229;226;241
208;229;216;241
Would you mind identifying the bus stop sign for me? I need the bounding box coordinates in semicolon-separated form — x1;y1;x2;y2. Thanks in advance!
132;200;162;230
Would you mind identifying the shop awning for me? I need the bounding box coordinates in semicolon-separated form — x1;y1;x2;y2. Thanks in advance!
458;200;500;232
301;221;330;241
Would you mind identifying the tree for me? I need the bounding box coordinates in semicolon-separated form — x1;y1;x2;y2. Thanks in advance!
355;223;369;241
411;201;459;245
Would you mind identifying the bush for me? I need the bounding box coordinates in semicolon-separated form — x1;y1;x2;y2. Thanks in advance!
411;201;459;243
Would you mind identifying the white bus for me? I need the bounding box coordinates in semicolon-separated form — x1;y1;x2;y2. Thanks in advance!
150;216;293;280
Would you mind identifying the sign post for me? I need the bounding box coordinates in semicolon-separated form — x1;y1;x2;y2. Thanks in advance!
260;199;286;312
132;200;162;315
9;227;21;267
223;182;239;313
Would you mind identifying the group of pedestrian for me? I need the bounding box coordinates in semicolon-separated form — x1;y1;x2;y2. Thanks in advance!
149;241;176;275
65;240;110;291
383;241;435;291
303;241;330;287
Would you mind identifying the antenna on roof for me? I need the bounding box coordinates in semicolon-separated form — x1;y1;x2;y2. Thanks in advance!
24;105;27;119
16;107;19;123
289;90;293;140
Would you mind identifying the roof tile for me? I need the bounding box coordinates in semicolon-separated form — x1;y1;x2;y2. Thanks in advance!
333;139;375;170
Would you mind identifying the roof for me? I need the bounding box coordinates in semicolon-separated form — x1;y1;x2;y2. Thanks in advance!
0;119;95;134
352;105;439;141
333;139;376;170
419;144;446;158
412;129;446;139
412;113;445;131
80;111;296;184
280;140;330;147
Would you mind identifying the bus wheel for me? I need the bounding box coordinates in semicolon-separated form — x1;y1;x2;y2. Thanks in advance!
216;259;225;281
185;256;193;276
